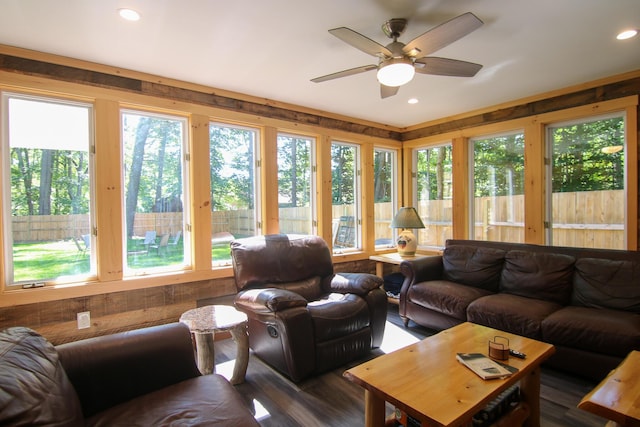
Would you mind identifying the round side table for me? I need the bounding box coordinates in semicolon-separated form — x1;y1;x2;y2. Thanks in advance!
179;304;249;385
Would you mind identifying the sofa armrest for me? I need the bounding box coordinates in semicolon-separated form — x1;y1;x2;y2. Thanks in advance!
56;322;201;418
329;272;383;295
400;256;444;286
235;288;308;314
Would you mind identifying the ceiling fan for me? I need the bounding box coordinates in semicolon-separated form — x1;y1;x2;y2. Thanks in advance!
311;12;484;99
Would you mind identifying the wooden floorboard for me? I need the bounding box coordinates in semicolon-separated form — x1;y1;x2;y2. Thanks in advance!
212;305;609;426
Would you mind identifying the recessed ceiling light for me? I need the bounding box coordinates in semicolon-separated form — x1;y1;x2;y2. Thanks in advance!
118;8;141;21
616;29;638;40
408;98;419;104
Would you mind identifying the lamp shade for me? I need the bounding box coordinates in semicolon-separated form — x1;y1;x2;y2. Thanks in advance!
377;58;415;87
390;207;425;229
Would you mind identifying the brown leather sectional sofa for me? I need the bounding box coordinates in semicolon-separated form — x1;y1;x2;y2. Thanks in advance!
0;323;258;426
399;239;640;381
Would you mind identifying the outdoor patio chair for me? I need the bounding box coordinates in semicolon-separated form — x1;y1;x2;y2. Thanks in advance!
141;231;157;249
150;233;170;254
74;236;87;256
168;231;181;250
81;234;91;251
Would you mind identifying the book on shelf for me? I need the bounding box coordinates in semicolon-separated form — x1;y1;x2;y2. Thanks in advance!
456;352;517;380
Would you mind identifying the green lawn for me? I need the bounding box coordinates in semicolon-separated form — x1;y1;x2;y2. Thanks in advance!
12;239;233;283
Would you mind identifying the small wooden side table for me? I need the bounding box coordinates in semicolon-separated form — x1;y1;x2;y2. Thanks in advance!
578;350;640;426
369;253;431;304
179;304;249;385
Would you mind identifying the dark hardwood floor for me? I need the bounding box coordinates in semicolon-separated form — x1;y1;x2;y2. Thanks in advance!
212;305;609;426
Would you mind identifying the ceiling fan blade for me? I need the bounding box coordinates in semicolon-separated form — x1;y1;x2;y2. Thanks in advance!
311;64;378;83
414;57;482;77
329;27;393;57
403;12;483;57
380;84;399;99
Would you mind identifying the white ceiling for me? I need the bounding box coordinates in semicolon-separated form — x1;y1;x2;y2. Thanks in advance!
0;0;639;128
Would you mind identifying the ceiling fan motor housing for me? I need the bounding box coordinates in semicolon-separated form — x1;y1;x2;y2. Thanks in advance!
382;18;408;39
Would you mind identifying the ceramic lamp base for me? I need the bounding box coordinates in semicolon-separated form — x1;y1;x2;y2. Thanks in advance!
396;229;417;257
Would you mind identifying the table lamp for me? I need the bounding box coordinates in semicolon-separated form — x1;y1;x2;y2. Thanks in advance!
390;207;425;257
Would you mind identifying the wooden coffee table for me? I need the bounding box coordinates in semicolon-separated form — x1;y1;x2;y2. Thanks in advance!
578;350;640;426
344;322;555;427
179;305;249;385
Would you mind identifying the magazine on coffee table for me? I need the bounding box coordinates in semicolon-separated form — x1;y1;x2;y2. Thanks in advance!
456;353;517;380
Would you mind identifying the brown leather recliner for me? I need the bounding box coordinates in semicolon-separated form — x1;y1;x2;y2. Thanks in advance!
231;234;387;382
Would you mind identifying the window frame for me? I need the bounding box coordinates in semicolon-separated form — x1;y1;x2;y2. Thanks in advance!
209;121;262;267
331;140;362;253
373;147;398;250
412;142;453;250
468;129;525;243
544;111;627;249
120;108;191;276
1;91;97;287
276;131;317;236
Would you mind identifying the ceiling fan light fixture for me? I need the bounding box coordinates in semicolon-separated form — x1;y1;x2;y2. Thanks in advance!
118;8;141;21
616;29;638;40
377;58;415;87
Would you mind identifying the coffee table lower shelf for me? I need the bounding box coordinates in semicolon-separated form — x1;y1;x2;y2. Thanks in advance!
389;402;530;427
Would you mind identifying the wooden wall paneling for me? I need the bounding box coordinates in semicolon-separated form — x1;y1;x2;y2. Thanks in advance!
452;136;469;239
189;114;213;270
401;145;413;207
361;143;375;253
94;99;124;280
524;119;546;244
316;135;333;246
626;104;638;250
262;126;279;234
0;51;403;142
402;75;640;141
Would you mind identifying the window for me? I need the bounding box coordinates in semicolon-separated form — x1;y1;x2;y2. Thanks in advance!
331;141;361;252
2;93;94;286
277;133;315;235
471;132;525;242
546;113;626;249
209;123;261;265
413;145;453;247
122;110;189;273
374;148;397;248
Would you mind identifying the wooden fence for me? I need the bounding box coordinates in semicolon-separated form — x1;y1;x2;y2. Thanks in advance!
11;190;625;249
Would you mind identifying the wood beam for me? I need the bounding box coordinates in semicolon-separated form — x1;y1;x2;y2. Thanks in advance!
0;53;403;141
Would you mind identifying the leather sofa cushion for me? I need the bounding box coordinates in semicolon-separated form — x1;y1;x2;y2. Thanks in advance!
442;245;506;292
408;280;494;321
308;293;369;342
0;327;84;427
500;250;575;305
231;234;334;291
542;306;640;357
572;258;640;312
86;374;259;427
467;293;563;339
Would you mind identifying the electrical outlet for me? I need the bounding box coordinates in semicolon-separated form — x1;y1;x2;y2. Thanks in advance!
77;311;91;329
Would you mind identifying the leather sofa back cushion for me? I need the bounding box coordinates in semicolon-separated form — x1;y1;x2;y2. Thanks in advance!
442;245;506;292
572;258;640;312
232;234;334;290
500;250;575;305
0;327;84;427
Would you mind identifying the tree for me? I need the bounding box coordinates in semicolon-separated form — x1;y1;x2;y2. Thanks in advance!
373;150;391;203
277;136;311;208
124;117;151;237
331;143;355;205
